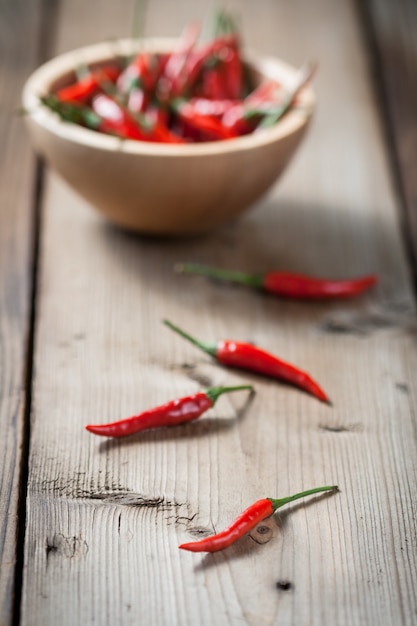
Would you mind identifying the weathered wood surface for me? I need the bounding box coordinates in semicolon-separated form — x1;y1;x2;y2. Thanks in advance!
363;0;417;273
0;1;43;623
11;0;417;625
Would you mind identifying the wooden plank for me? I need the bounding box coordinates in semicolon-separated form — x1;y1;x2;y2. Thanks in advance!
0;0;44;623
21;1;417;625
361;0;417;272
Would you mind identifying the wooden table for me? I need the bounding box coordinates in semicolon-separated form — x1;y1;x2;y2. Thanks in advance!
2;1;417;624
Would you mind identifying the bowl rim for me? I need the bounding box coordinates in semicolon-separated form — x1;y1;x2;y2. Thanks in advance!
22;37;316;157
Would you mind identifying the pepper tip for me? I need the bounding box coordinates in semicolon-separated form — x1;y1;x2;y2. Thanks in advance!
85;424;107;437
178;543;191;551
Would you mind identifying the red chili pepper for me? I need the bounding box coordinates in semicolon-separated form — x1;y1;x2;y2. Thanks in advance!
140;104;185;143
92;94;149;140
150;121;186;144
200;66;228;100
44;16;310;144
117;52;152;93
163;320;329;404
221;79;283;135
55;66;120;103
85;384;253;438
263;272;377;298
179;485;338;552
221;103;256;136
174;100;236;141
92;94;184;143
175;263;378;299
245;79;282;106
158;22;200;99
222;63;316;135
186;14;242;100
178;34;239;97
187;98;239;117
258;61;317;129
127;87;148;113
218;43;242;100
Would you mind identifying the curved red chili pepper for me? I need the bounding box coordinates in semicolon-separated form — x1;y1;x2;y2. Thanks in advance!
179;485;338;552
175;263;378;299
222;79;283;135
174;101;236;141
55;66;120;104
118;52;151;93
92;94;184;143
43;16;316;144
163;320;329;404
85;384;253;438
158;22;200;99
217;341;328;402
177;34;239;97
263;272;377;298
92;94;148;141
221;104;255;136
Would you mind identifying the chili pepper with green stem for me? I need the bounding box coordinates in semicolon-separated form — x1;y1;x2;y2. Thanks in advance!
92;94;184;143
179;485;338;552
221;62;315;135
85;384;253;438
175;263;377;299
258;61;317;129
55;66;120;104
176;33;240;98
117;52;158;95
40;95;102;130
163;320;330;404
157;21;200;99
221;79;282;136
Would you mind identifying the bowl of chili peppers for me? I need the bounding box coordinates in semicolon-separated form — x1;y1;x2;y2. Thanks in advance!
22;18;315;235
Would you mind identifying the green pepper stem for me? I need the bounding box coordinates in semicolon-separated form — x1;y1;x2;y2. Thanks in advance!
205;385;254;404
41;95;102;129
268;485;338;511
163;319;218;358
132;0;149;40
213;8;239;37
175;263;263;289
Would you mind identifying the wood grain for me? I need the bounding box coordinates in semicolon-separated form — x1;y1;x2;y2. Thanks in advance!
20;1;417;625
0;0;43;623
362;0;417;274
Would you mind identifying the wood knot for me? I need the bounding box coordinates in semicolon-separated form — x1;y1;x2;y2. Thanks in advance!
249;517;276;544
276;581;293;591
46;534;88;560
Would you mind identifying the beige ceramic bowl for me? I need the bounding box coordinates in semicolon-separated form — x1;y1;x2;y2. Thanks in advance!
22;39;315;235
